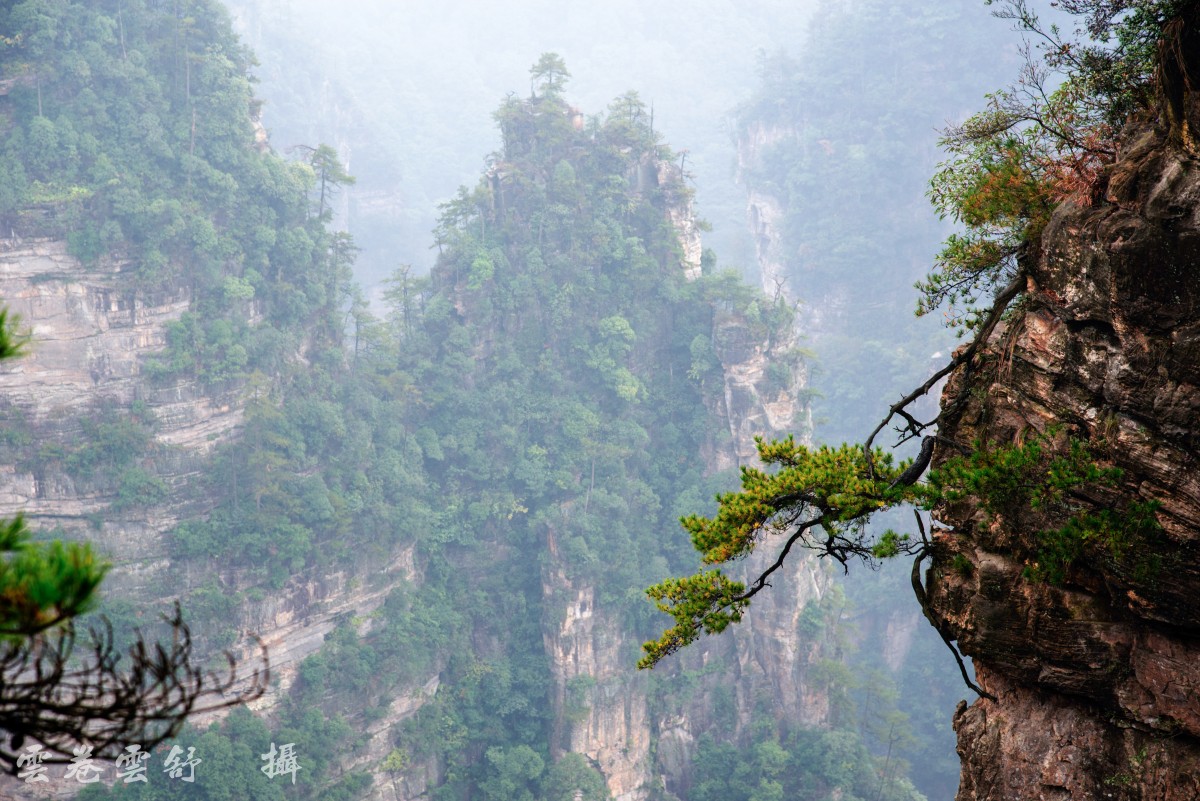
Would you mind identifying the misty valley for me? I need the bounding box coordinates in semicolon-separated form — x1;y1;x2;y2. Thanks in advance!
0;2;1198;800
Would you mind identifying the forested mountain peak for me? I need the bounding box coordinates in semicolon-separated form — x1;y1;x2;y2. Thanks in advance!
0;12;919;795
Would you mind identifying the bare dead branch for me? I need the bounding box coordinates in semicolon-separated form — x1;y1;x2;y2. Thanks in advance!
0;603;268;771
865;271;1025;477
910;538;996;702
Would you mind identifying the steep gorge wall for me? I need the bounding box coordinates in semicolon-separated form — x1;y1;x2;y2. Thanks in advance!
0;239;233;589
0;238;430;768
739;121;794;301
929;120;1200;799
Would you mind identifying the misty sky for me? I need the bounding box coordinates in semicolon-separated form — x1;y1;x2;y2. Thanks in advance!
229;0;820;279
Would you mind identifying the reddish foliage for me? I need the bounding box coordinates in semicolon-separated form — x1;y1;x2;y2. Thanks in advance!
1039;127;1118;205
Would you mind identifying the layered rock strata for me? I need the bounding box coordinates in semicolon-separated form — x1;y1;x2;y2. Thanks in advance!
929;123;1200;800
0;239;430;797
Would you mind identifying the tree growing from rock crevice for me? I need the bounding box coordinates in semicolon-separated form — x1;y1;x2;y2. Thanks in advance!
640;0;1194;686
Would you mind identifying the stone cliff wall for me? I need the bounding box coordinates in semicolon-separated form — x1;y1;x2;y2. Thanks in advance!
738;121;794;301
929;122;1200;800
0;238;436;801
0;239;238;596
540;358;828;800
542;534;654;801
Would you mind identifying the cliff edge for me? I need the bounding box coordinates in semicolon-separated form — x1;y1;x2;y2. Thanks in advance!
929;112;1200;799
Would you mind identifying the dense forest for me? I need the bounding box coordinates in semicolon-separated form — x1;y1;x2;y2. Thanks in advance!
5;0;1187;799
0;1;958;799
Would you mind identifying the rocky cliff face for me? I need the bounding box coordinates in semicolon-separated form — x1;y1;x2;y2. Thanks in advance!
542;537;654;801
0;238;237;592
929;120;1200;800
0;237;435;801
541;483;829;801
540;445;830;801
739;121;794;299
737;120;852;341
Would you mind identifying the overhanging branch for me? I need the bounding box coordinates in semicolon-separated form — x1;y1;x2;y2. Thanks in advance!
865;271;1025;476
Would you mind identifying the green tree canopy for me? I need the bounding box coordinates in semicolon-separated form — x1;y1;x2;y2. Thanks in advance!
530;52;570;98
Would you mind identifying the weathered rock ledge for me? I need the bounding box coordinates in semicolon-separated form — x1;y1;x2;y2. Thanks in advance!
930;121;1200;800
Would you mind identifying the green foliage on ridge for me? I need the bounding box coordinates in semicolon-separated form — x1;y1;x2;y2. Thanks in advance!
39;28;877;797
0;0;946;792
1;0;352;393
